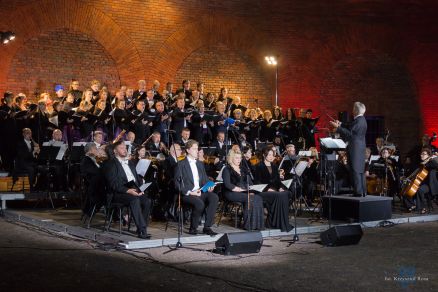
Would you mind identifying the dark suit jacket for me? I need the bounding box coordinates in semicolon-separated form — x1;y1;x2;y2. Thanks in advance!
212;141;226;158
254;162;282;190
425;159;438;195
104;157;142;195
174;158;209;195
80;155;105;199
15;139;36;171
337;115;367;173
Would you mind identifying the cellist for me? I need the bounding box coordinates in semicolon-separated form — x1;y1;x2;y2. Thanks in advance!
405;147;438;214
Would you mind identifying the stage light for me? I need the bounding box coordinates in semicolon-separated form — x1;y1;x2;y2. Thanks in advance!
1;31;16;45
265;55;279;106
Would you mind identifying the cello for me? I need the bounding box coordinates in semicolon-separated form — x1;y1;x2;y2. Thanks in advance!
400;158;430;198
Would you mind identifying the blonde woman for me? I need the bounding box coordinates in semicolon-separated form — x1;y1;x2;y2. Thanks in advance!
222;148;264;230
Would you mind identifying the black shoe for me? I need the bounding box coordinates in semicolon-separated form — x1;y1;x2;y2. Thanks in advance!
188;228;198;235
138;230;151;239
203;227;218;236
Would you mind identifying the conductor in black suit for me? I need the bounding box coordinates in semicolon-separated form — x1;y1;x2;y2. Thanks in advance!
104;140;151;239
174;139;219;236
330;102;368;197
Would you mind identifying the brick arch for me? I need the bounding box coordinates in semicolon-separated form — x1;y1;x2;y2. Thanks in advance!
0;0;144;92
151;14;270;83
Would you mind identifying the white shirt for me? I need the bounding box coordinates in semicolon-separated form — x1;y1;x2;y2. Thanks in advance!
187;156;200;195
218;142;224;149
24;139;32;152
117;157;136;182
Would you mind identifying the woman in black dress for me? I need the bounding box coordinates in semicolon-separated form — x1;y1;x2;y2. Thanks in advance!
222;148;264;230
255;145;294;232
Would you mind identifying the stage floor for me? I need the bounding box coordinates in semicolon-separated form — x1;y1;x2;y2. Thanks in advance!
3;194;438;249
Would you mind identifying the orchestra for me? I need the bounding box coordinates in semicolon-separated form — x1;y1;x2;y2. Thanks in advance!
1;80;438;240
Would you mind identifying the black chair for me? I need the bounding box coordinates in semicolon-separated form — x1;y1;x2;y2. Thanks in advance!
216;187;243;228
103;192;132;235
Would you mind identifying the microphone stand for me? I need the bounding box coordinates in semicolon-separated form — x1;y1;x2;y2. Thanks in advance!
231;129;254;230
164;137;202;254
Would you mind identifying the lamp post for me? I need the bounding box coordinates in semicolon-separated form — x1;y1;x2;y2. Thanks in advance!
265;56;278;106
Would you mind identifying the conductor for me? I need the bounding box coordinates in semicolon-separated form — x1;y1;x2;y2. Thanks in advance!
330;102;367;197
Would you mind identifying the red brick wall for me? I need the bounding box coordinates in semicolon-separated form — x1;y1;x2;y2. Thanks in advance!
1;0;438;154
6;28;120;98
175;43;272;109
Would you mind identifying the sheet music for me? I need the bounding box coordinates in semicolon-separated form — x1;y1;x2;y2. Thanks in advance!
42;141;67;160
298;151;312;157
72;142;87;147
249;184;268;193
320;138;347;149
49;115;59;127
56;144;68;160
139;182;152;192
370;155;380;163
136;159;151;177
281;179;293;189
292;160;308;177
216;165;226;182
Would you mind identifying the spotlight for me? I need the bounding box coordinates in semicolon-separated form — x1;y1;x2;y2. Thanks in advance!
1;31;16;45
264;55;279;106
265;56;277;66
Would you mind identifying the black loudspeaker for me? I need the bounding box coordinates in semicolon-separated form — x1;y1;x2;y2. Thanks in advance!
215;231;263;255
320;225;363;247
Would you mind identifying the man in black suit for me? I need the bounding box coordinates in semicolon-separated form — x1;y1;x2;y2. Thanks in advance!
170;96;192;142
80;143;105;217
174;140;218;235
104;140;151;239
330;102;368;197
175;79;192;100
14;128;38;191
212;131;227;160
132;79;147;101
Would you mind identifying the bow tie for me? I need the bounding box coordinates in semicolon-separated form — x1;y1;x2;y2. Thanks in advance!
119;159;129;165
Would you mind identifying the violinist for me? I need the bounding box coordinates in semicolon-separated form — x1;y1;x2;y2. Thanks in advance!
222;148;264;230
146;131;167;154
80;142;105;218
41;129;68;191
301;147;319;204
179;128;191;148
406;147;438;214
375;147;398;197
254;145;294;232
279;144;298;180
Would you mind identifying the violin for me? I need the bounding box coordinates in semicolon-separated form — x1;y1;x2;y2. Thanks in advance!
112;130;126;144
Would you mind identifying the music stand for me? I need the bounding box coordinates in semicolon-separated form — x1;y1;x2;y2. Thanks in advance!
319;137;346;228
36;145;61;209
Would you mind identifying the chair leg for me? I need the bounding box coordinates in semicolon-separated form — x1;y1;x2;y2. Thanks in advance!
105;208;115;232
118;208;122;236
216;201;226;227
87;204;96;229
